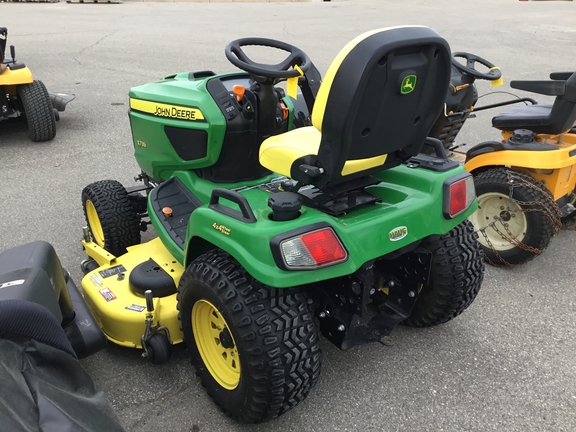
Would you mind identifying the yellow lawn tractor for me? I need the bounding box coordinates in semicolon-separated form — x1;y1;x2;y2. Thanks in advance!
429;52;575;265
0;27;74;142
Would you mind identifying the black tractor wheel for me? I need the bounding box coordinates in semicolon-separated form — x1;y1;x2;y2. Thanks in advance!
145;333;172;365
468;168;561;266
17;80;56;142
403;220;484;328
81;180;141;257
177;250;322;424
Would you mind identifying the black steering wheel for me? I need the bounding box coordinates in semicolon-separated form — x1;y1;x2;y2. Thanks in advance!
225;37;311;79
452;52;502;81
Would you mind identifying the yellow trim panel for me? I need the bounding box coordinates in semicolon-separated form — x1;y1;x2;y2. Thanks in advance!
0;66;33;85
341;154;388;176
130;98;205;121
464;132;576;201
464;147;576;173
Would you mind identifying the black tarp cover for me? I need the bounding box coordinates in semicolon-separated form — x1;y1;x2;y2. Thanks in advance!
0;300;125;432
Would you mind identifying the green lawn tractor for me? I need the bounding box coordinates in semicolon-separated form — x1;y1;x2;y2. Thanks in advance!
80;26;485;423
0;27;74;142
428;52;576;266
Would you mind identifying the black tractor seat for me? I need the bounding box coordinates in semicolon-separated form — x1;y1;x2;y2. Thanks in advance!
259;26;452;203
492;71;576;135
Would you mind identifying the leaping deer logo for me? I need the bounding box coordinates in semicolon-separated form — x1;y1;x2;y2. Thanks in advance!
401;75;417;95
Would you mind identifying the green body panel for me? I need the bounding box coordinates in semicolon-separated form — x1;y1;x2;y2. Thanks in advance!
129;72;243;180
129;71;297;182
148;163;476;289
147;170;279;265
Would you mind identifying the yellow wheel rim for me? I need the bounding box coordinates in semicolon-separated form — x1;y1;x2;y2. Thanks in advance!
85;200;105;247
468;191;528;251
192;300;240;390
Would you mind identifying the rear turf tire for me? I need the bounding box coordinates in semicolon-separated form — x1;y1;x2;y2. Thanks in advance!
81;180;141;257
17;80;56;142
177;249;322;423
403;220;484;327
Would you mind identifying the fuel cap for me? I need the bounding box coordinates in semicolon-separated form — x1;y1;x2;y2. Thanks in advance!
509;129;535;145
268;192;302;221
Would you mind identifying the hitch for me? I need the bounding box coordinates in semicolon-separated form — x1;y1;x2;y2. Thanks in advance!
310;247;432;350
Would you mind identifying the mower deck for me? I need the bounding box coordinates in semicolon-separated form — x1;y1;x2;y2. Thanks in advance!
82;238;183;348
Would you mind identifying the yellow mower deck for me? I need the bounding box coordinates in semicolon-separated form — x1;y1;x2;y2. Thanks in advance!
81;238;184;348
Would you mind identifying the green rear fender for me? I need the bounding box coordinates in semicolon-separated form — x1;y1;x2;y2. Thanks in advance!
182;164;476;288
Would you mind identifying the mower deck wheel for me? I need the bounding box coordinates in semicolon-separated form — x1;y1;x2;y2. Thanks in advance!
145;333;172;365
80;258;99;275
177;249;321;424
17;80;56;142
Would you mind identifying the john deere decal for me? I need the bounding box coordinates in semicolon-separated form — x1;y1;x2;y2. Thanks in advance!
130;98;205;122
400;75;417;95
389;226;408;241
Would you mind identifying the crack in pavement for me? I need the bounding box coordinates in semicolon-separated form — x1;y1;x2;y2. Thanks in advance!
73;30;118;65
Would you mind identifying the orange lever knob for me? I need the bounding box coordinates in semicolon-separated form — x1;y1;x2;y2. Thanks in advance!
232;85;245;102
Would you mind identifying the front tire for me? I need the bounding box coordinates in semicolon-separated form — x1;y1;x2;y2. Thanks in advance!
17;80;56;142
403;220;484;328
468;168;561;266
81;180;141;257
177;250;322;423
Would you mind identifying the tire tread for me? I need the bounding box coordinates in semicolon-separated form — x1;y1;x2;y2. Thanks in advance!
403;220;484;327
473;168;560;265
81;180;141;257
17;80;56;142
177;250;321;423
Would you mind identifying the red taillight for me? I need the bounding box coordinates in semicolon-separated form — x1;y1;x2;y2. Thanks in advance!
301;229;346;265
443;174;475;218
278;227;348;269
449;180;467;217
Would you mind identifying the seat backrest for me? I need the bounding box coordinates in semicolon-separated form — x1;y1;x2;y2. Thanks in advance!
547;72;576;133
502;72;576;134
303;26;451;188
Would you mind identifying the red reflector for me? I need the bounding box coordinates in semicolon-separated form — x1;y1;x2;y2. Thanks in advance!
449;180;467;216
301;229;346;265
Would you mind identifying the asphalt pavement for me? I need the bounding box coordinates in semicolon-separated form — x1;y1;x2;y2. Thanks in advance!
1;1;575;431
